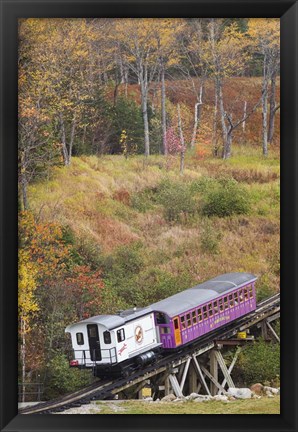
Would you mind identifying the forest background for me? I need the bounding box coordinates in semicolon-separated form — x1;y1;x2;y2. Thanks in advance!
18;18;280;400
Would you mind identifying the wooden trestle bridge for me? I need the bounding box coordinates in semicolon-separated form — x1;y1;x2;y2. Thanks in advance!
20;293;280;414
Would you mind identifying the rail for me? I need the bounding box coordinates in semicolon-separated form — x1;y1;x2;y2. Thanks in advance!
19;292;280;415
72;347;117;366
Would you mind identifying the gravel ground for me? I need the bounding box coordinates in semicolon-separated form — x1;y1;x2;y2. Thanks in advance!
55;404;98;414
55;402;125;414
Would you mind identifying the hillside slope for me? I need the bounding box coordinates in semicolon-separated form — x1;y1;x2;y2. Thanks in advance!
28;147;280;310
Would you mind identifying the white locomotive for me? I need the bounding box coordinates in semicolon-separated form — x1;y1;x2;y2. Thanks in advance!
65;306;162;377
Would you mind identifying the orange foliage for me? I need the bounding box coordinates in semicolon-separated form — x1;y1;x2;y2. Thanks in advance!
64;265;104;320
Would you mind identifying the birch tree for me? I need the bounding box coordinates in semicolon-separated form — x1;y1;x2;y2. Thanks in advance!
248;19;280;154
156;19;184;155
179;19;206;149
203;20;250;158
116;19;161;156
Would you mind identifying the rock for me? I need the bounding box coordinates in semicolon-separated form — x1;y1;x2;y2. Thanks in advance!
173;398;184;403
161;393;176;402
213;395;228;402
250;383;264;395
193;395;213;402
144;397;153;401
202;395;214;402
227;388;252;399
264;386;279;395
252;394;262;399
188;392;200;401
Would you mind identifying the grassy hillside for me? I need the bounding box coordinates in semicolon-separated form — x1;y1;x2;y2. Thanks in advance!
28;145;280;312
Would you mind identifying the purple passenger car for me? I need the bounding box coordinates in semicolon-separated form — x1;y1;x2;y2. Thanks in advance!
151;272;257;349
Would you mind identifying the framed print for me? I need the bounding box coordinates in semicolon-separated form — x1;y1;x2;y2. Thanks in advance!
0;1;297;432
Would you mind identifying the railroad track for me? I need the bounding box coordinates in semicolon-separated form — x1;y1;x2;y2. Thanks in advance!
20;292;280;415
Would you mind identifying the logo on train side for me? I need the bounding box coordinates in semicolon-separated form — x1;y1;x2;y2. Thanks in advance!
135;325;143;344
118;343;127;356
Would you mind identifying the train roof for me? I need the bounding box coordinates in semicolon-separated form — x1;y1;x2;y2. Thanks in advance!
150;272;257;318
65;306;153;332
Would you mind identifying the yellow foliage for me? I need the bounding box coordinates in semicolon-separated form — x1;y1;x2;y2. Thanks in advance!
18;250;39;328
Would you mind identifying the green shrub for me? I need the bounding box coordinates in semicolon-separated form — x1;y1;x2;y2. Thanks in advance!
190;177;218;195
43;353;92;400
256;275;275;302
200;219;221;254
76;237;102;269
157;179;196;222
202;178;250;217
134;268;193;305
104;242;144;277
131;188;157;212
237;338;280;386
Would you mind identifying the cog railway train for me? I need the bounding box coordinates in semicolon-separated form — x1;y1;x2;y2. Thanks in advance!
66;272;257;378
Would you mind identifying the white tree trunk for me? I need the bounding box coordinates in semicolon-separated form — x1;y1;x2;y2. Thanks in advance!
242;101;247;133
262;55;269;156
268;74;277;143
190;86;203;148
212;88;218;156
161;63;167;155
59;114;70;165
177;104;185;174
21;318;26;403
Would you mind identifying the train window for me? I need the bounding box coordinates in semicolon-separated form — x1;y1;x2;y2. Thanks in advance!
174;319;179;330
156;312;168;324
76;333;84;345
249;286;254;298
244;288;249;300
239;290;244;303
186;313;191;327
197;309;202;322
224;297;229;310
117;328;125;342
181;316;186;330
103;331;111;344
234;292;238;304
161;327;171;334
219;298;224;312
208;304;213;317
88;326;97;338
213;301;219;315
192;311;197;324
203;306;208;320
229;294;234;307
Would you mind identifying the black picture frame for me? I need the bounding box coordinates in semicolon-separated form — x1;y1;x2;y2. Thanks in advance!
0;1;297;431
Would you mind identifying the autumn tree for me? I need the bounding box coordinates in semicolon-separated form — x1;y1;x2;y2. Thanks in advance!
64;265;104;321
18;249;39;401
178;18;206;149
18;19;62;210
115;19;162;156
203;20;251;158
248;19;280;155
18;211;71;383
19;19;101;166
155;19;184;155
